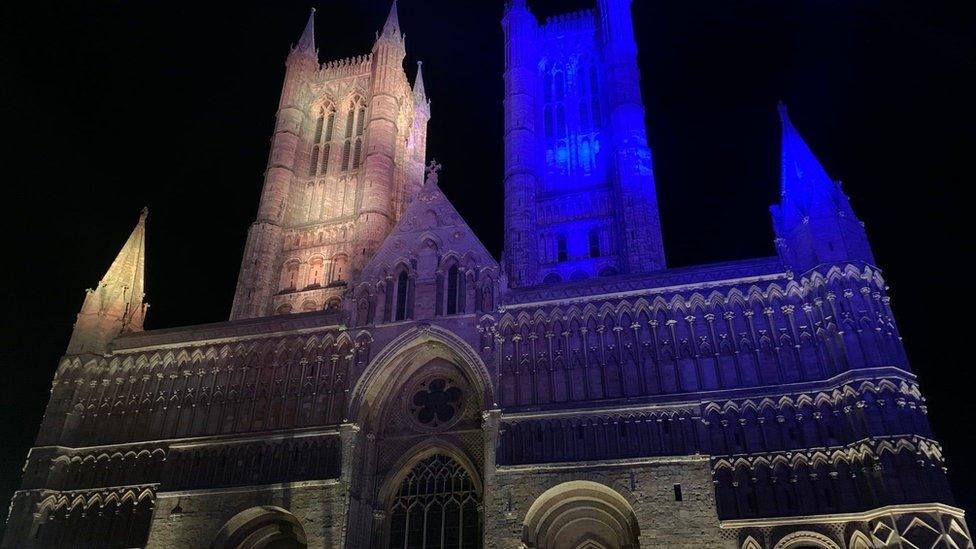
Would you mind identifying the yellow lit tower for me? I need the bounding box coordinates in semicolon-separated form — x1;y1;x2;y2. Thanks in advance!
231;4;429;319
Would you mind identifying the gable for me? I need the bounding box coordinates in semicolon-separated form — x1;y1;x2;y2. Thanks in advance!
361;181;498;280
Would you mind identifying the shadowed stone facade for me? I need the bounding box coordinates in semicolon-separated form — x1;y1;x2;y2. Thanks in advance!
2;2;970;549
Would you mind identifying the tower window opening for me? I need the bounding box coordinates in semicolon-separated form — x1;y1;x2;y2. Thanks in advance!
341;140;352;171
395;270;409;321
673;484;683;501
310;145;320;176
588;228;600;257
353;138;363;169
313;112;325;143
356;106;366;136
322;143;331;174
325;110;336;141
446;265;460;315
345;108;355;138
557;235;568;262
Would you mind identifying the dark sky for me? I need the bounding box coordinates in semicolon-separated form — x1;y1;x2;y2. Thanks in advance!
1;0;973;537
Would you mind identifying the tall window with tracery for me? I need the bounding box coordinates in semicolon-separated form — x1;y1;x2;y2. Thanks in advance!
395;270;410;321
445;265;463;315
310;103;337;176
541;61;603;185
341;98;367;171
388;455;481;549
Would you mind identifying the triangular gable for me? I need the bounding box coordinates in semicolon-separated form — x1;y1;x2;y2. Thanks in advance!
362;181;498;278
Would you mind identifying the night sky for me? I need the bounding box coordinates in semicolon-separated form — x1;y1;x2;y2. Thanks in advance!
1;0;973;536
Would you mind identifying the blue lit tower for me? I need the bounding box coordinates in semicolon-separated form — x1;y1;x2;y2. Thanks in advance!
502;0;666;287
771;103;875;273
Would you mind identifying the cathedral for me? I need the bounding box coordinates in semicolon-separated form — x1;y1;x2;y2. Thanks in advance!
3;2;971;548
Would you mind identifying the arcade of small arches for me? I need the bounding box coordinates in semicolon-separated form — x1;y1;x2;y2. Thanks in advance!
490;266;903;408
277;253;349;294
353;254;498;327
45;331;371;447
29;487;155;548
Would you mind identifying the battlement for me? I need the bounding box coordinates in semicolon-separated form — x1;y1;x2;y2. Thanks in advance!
542;9;596;34
317;53;373;79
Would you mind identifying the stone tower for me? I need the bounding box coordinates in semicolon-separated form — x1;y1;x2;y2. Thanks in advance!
502;0;665;287
230;4;430;319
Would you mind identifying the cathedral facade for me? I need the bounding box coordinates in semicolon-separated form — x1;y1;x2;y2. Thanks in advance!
3;2;971;548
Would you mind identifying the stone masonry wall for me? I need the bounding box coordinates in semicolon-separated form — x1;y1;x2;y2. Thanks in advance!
146;481;345;548
486;456;733;548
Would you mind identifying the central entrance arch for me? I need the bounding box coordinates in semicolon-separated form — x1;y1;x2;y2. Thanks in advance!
346;325;490;548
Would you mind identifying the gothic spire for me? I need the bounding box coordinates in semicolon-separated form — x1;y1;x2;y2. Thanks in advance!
295;7;317;56
413;61;427;102
67;208;149;355
771;103;874;271
778;102;835;208
381;1;401;39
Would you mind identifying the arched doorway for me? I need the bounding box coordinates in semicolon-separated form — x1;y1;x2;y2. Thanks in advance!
212;506;307;549
387;454;481;548
347;326;491;548
522;481;640;549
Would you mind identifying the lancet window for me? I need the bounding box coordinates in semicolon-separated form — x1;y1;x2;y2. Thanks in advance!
310;102;337;176
341;97;367;172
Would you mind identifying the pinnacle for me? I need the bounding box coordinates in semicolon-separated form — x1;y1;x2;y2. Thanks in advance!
413;60;427;100
381;1;401;38
296;7;317;55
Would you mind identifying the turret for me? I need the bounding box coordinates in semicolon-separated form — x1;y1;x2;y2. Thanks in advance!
405;61;431;208
501;0;541;286
596;0;666;273
230;10;317;319
66;208;148;355
356;1;407;272
771;103;875;273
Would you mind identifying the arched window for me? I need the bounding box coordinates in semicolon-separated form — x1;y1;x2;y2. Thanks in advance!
580;138;592;174
281;261;300;292
352;138;363;169
310;104;337;177
395;270;410;322
307;257;324;289
341;141;352;171
340;98;367;172
313;111;325;143
356;105;366;136
544;105;554;138
388;455;481;549
556;104;566;138
309;145;320;176
330;255;348;284
588;228;600;257
557;235;568;262
324;109;336;141
345;108;355;139
446;265;460;315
